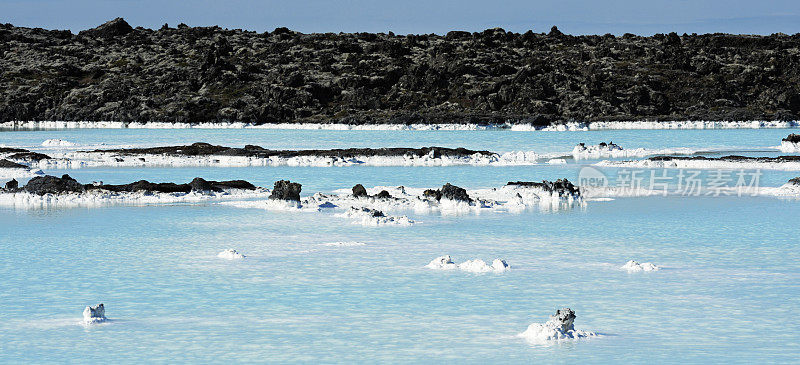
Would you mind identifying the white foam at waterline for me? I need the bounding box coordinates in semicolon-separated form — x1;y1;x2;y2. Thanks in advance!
335;207;415;226
426;256;509;273
517;321;597;343
3;120;798;131
572;143;709;160
0;189;270;208
621;260;660;272
546;158;567;165
779;140;800;153
217;249;246;259
322;241;367;247
41;138;76;147
596;158;800;171
34;149;544;168
0;167;44;179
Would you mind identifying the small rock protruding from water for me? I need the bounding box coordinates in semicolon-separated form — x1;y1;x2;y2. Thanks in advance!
352;184;368;197
269;180;302;201
4;178;18;190
83;303;106;323
374;190;392;199
550;308;576;332
439;183;471;202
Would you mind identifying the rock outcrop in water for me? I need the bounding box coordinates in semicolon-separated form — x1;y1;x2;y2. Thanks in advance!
92;143;494;159
5;178;18;190
2;19;799;126
0;159;27;168
783;134;800;143
269;180;302;201
351;184;368;197
518;308;597;342
507;179;581;197
24;174;85;194
82;303;106;323
423;183;472;202
14;174;256;195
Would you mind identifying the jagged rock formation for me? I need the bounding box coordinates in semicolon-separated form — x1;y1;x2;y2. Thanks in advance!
423;183;472;202
82;303;106;323
92;142;493;159
15;174;256;195
789;177;800;185
269;180;301;201
783;134;800;143
2;19;799;125
507;179;581;197
5;178;18;189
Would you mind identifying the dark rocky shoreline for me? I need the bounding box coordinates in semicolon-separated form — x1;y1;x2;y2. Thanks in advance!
2;174;257;195
91;142;494;158
649;155;800;162
2;18;799;126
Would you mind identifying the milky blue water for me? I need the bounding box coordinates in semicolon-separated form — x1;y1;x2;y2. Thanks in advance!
1;128;798;363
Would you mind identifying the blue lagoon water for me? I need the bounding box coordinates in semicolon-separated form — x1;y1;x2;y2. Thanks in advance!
1;128;798;363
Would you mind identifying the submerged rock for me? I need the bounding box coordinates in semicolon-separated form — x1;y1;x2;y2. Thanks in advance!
6;151;51;162
621;260;660;272
352;184;368;197
82;303;106;323
269;180;302;201
217;249;245;259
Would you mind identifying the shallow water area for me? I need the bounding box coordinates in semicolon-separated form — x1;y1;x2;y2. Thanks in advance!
1;127;799;363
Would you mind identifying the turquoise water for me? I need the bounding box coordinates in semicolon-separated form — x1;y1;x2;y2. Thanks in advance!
1;129;799;363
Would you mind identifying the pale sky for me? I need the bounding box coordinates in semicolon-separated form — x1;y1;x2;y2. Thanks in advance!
1;0;798;35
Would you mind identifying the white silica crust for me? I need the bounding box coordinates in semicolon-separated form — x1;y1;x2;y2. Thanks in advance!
518;308;597;344
597;158;800;171
321;241;366;247
621;260;660;272
2;120;798;131
780;140;800;153
41;139;76;147
0;189;270;208
217;249;245;259
518;321;597;343
426;256;509;273
335;207;415;226
31;150;545;169
82;303;106;324
0;167;44;180
224;183;583;222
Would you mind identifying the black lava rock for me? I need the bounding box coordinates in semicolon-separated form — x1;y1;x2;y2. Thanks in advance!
0;159;27;168
783;134;800;143
269;180;301;201
5;178;18;190
507;179;580;197
439;183;471;202
3;20;799;126
375;190;392;199
352;184;368;197
78;18;133;39
24;174;85;195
